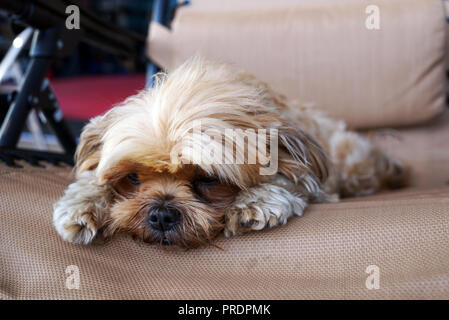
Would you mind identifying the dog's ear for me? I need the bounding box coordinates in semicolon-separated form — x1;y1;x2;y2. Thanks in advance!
278;126;329;184
75;115;109;175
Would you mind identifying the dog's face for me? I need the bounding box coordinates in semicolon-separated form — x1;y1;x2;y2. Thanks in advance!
75;57;327;248
103;162;241;248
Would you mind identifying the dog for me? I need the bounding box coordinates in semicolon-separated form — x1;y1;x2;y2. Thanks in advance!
53;56;408;248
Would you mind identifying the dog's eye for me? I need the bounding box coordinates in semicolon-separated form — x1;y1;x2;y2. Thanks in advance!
191;176;240;207
192;176;220;200
127;173;141;185
193;177;220;186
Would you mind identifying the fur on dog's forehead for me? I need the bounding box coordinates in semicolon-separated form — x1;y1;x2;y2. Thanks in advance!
95;57;278;187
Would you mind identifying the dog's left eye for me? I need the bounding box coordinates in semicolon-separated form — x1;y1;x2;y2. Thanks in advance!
193;177;220;186
192;176;220;200
191;176;240;206
127;173;141;185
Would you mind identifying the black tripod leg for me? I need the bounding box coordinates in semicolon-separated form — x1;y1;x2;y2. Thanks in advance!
0;56;51;148
0;27;76;157
38;80;77;155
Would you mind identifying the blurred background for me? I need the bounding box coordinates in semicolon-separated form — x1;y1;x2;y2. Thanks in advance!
0;0;155;152
0;0;447;159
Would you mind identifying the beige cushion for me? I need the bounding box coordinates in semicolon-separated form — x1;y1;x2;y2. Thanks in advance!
1;159;449;299
147;0;448;129
370;110;449;188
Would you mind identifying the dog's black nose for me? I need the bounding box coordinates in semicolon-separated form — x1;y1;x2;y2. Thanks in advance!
148;207;180;231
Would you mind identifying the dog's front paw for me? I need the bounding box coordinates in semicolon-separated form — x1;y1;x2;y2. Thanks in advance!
224;184;308;237
224;203;294;237
224;205;266;237
53;204;98;245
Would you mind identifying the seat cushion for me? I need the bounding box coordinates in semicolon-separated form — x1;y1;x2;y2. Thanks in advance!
1;162;448;299
370;110;449;188
147;0;447;129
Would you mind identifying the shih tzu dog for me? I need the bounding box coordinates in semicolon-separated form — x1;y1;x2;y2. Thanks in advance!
53;56;407;248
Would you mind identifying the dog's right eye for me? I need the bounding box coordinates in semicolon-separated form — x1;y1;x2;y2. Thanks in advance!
127;173;141;185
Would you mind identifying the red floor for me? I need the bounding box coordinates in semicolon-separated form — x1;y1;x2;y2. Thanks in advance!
51;74;146;120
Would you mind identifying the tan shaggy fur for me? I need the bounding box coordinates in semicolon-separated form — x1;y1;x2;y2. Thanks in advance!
53;57;408;248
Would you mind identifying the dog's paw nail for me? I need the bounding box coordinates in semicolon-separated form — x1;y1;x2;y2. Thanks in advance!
240;219;255;228
223;229;233;238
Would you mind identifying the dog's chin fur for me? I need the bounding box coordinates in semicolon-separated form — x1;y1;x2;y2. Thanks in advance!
53;56;408;248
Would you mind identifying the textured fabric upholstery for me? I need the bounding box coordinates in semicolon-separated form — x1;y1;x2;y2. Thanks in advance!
1;110;449;299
